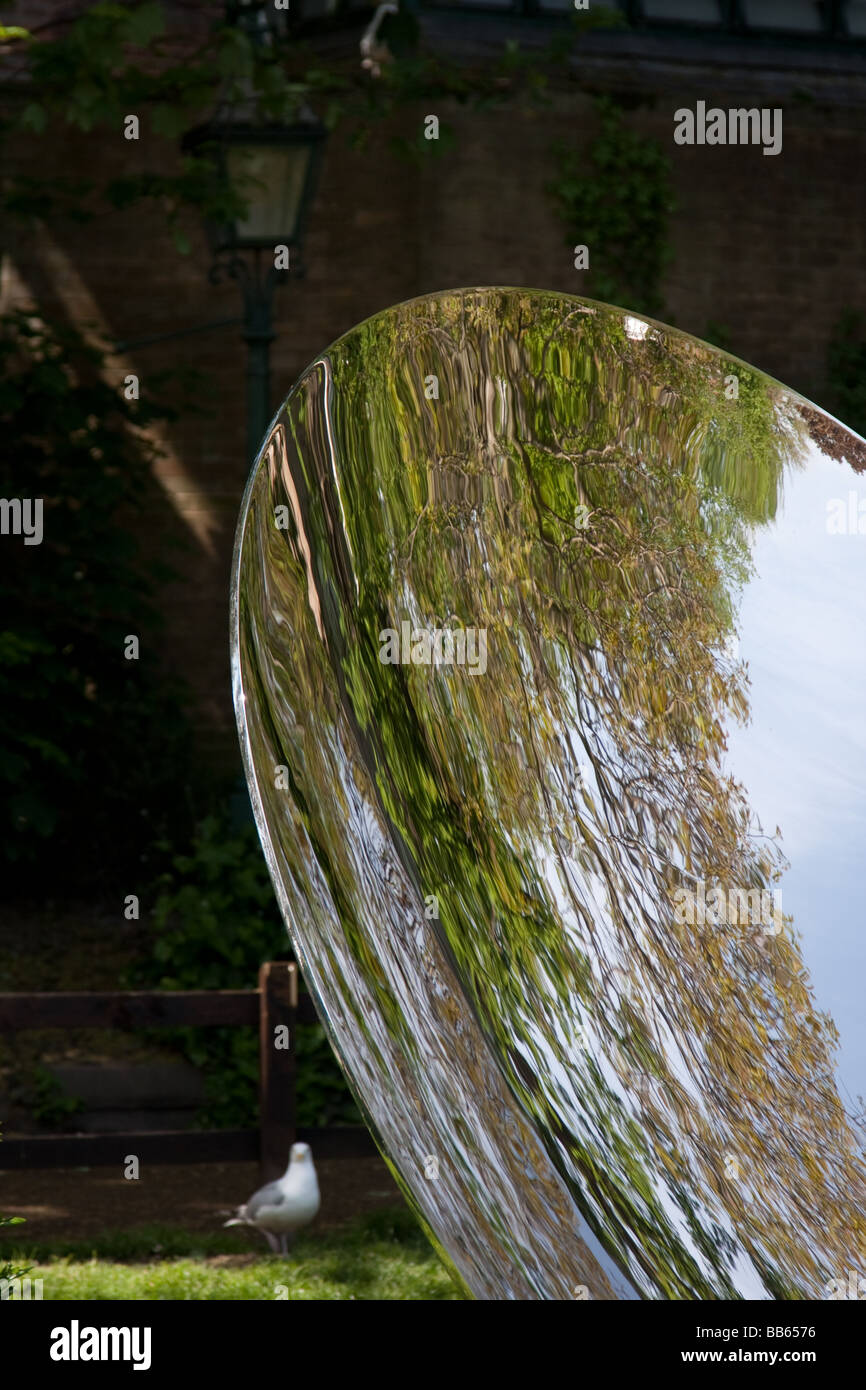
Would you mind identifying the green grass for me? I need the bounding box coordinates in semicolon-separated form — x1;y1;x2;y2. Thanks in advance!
3;1208;465;1301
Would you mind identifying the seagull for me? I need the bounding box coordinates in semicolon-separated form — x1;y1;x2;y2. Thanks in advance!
224;1142;320;1254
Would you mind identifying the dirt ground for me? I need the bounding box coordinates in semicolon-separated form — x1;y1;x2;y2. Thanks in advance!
0;1156;404;1244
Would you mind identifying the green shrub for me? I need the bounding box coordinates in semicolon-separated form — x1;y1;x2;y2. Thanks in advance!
12;1064;85;1132
132;811;359;1129
0;1216;29;1288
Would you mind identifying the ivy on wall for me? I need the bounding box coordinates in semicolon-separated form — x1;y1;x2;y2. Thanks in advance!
547;95;674;318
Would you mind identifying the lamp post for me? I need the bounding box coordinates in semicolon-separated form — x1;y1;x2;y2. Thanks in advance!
182;6;326;461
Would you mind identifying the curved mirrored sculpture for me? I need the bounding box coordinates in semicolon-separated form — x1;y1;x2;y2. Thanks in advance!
231;288;866;1300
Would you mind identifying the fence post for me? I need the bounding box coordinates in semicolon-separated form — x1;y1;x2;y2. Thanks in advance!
258;960;297;1183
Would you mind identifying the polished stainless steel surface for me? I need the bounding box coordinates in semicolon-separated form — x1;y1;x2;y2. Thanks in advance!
231;288;866;1299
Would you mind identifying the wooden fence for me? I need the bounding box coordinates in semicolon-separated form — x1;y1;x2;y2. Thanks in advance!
0;961;376;1180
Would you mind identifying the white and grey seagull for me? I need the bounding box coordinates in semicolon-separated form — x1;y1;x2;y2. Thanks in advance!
224;1142;321;1254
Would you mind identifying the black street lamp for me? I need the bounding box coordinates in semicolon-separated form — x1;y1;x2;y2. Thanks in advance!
119;6;326;431
183;0;326;462
183;110;326;462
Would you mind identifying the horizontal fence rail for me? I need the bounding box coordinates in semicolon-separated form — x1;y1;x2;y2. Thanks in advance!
0;989;320;1029
0;962;377;1178
0;1127;379;1170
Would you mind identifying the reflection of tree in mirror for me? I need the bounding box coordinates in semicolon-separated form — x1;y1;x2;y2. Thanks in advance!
247;290;864;1298
799;400;866;473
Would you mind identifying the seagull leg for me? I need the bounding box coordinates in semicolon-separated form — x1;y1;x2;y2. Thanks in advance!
279;1233;289;1256
263;1230;281;1254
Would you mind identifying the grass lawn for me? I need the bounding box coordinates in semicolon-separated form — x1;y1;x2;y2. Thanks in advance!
3;1208;463;1301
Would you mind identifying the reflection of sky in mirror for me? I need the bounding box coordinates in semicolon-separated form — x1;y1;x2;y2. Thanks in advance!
724;442;866;1107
